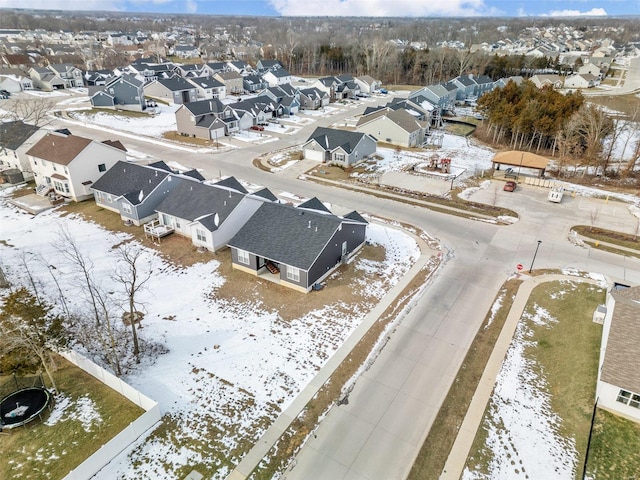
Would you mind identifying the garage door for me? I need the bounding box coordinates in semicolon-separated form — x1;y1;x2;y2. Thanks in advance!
304;148;325;161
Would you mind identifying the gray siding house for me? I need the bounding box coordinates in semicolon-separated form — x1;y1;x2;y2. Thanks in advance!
155;177;275;252
91;161;189;225
303;127;377;166
144;77;198;105
175;98;227;140
228;199;368;293
90;74;146;112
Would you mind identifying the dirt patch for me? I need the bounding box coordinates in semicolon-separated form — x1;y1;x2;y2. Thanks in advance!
162;131;219;147
213;244;385;322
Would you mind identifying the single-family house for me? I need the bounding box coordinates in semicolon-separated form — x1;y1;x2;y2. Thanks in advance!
596;284;640;424
91;160;190;225
355;75;382;94
186;76;226;99
144;77;198;105
228;199;368;293
302;127;376;166
175;98;227;140
311;76;341;101
261;86;300;115
409;84;455;114
256;59;283;71
0;121;46;183
577;63;602;78
564;73;599;89
203;61;227;76
262;67;292;87
174;45;200;59
26;131;127;202
85;69;114;87
243;74;269;93
174;63;207;78
91;74;146;112
451;74;478;102
356;108;428;148
530;74;565;90
155;176;275;252
226;60;252;75
48;64;84;88
227;96;274;128
387;97;436;123
474;75;495;97
299;87;330;110
213;71;243;95
29;66;65;91
0;72;33;92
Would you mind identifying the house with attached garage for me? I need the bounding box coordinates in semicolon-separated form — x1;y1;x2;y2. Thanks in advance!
228;198;368;293
90;74;146;112
355;75;382;94
596;284;640;424
0;121;46;183
155;176;277;252
26;131;127;202
213;71;244;95
356;107;429;148
48;63;84;88
564;73;599;89
144;77;198;105
302;127;376;166
29;66;65;91
243;74;269;93
0;71;33;92
91;160;199;226
175;98;227;140
298;87;330;110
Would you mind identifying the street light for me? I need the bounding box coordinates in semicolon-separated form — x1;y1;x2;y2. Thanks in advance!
529;240;542;273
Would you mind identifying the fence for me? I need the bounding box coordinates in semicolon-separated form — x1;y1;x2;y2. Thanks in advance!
59;350;161;480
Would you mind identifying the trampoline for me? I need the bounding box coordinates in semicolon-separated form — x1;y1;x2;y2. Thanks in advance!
0;387;52;430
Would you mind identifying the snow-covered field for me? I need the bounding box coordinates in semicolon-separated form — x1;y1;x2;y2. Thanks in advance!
71;104;179;138
0;190;420;479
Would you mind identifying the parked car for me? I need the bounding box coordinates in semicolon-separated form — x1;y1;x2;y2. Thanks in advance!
250;125;265;131
503;181;517;192
0;89;11;98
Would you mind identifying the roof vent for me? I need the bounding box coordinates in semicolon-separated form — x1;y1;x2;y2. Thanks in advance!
308;220;311;229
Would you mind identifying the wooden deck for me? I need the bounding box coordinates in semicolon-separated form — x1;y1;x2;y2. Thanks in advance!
144;219;174;243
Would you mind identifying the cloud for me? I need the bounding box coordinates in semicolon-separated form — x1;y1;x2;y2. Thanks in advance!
0;0;124;9
268;0;491;17
185;0;197;13
546;8;608;17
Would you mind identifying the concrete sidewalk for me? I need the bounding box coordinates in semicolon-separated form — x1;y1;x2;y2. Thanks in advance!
439;274;601;480
226;230;438;480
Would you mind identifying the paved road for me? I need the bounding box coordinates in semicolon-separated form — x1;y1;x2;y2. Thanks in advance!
47;92;640;480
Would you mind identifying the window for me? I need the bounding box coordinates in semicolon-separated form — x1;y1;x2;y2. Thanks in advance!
617;389;640;409
237;249;250;265
286;266;300;282
334;153;346;163
106;194;112;203
195;229;206;242
122;203;132;214
98;163;106;172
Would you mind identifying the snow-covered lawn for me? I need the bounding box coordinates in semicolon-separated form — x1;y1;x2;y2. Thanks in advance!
0;190;420;479
70;105;179;138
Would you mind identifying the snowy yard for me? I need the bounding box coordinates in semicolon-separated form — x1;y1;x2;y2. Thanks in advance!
463;281;605;480
70;105;179;138
0;189;421;479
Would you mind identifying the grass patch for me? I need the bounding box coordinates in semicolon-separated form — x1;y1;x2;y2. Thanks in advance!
443;122;476;136
464;281;604;477
0;355;145;480
407;278;522;480
162;131;219;147
583;241;640;260
69;108;153;119
586;408;640;479
572;225;640;252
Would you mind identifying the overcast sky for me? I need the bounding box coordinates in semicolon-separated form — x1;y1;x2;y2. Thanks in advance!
0;0;635;18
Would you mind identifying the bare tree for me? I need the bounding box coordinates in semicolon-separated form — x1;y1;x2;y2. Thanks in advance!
113;244;153;363
54;227;102;326
0;287;66;392
589;207;600;231
4;96;56;127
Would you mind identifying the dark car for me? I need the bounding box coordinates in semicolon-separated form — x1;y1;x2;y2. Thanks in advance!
503;181;517;192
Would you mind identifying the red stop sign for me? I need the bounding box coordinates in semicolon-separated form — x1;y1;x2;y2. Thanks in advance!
516;263;524;271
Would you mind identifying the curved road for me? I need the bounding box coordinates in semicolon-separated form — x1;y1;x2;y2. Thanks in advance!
49;94;640;480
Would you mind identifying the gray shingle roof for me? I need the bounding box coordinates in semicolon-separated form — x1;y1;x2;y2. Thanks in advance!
155;180;245;231
213;176;248;193
91;161;171;205
183;98;226;116
305;127;368;154
156;76;195;92
0;121;39;151
298;197;331;214
229;202;343;270
250;188;278;201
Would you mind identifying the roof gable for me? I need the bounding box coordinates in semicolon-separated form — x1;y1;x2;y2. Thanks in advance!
26;132;92;165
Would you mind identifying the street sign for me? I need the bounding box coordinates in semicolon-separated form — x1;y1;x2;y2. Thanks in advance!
516;263;524;271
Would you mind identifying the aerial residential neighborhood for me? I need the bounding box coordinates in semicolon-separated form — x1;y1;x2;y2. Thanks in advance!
0;6;639;480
